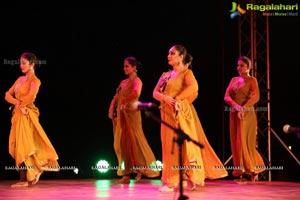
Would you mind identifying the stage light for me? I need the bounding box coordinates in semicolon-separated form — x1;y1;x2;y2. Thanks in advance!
96;160;110;173
73;168;79;174
120;161;125;170
156;160;163;171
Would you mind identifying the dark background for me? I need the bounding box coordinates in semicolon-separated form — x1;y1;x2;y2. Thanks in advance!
0;2;299;181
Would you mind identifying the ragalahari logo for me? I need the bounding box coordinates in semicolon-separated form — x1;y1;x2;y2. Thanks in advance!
229;2;246;19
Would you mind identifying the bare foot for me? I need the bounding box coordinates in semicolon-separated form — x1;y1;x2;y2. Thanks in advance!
11;181;28;187
32;171;43;185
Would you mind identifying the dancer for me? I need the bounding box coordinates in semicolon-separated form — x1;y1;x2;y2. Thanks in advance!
5;52;60;187
153;44;228;191
224;56;265;181
108;56;160;183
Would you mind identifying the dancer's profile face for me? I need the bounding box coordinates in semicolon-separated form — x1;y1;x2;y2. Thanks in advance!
20;57;34;74
123;60;136;76
167;47;182;66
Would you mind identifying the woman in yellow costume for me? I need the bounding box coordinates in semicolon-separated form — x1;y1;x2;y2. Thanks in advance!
153;45;228;192
224;56;265;181
108;56;160;184
5;52;59;187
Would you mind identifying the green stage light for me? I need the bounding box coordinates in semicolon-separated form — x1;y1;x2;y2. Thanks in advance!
96;160;110;173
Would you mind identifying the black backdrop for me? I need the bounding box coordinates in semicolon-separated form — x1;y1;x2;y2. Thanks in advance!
0;2;299;180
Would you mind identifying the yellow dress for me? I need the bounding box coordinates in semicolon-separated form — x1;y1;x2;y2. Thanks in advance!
224;76;265;176
109;76;160;177
5;75;59;181
153;69;228;187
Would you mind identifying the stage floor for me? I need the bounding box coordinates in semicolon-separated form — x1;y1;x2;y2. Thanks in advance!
1;179;299;200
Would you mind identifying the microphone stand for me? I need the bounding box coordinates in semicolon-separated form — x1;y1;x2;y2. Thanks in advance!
144;110;204;200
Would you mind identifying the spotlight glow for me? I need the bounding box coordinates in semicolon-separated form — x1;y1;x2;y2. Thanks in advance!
73;168;79;174
156;160;163;171
96;160;110;173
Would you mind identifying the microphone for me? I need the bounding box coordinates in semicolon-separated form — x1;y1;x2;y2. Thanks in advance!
132;101;158;110
283;124;300;134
